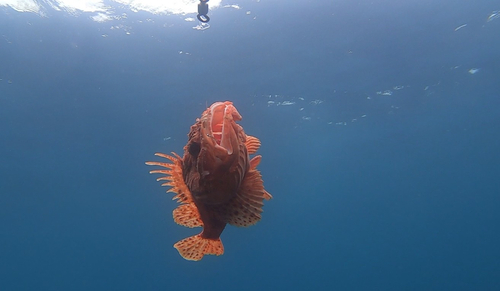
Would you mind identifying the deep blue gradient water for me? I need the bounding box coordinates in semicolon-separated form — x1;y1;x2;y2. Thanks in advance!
1;0;500;290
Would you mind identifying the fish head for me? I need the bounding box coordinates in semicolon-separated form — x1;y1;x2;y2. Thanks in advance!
193;101;249;204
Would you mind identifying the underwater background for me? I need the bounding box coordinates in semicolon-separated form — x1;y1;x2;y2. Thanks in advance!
1;0;499;290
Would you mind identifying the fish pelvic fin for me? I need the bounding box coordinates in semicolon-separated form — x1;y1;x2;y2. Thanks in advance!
173;203;203;228
173;234;224;261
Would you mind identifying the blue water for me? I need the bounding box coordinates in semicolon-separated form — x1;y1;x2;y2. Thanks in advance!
1;1;499;290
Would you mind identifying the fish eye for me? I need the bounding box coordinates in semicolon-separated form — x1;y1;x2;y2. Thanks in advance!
188;142;201;156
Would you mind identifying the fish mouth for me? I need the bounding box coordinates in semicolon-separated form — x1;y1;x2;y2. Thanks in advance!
197;101;246;204
201;101;242;156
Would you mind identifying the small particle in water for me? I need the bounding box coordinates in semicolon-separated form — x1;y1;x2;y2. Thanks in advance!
454;24;467;31
468;68;480;74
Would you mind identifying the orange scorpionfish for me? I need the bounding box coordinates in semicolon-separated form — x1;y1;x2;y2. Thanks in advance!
146;101;272;261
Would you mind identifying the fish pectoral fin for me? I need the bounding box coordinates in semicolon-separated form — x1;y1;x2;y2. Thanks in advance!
245;135;261;155
174;234;224;261
146;152;194;204
221;164;271;227
173;203;203;228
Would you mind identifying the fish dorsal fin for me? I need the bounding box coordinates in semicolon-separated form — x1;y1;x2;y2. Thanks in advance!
249;155;272;199
245;135;261;155
249;154;261;169
173;204;203;228
217;156;271;227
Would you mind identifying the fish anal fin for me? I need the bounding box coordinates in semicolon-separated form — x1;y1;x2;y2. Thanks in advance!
173;203;203;228
245;135;261;155
173;234;224;261
220;167;271;227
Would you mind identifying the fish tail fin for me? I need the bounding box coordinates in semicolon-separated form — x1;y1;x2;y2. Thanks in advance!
173;234;224;261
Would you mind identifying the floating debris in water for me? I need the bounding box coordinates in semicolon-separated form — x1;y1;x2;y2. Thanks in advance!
310;99;323;105
487;11;500;22
377;90;393;96
468;68;480;74
193;23;210;31
223;5;241;9
454;24;467;31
